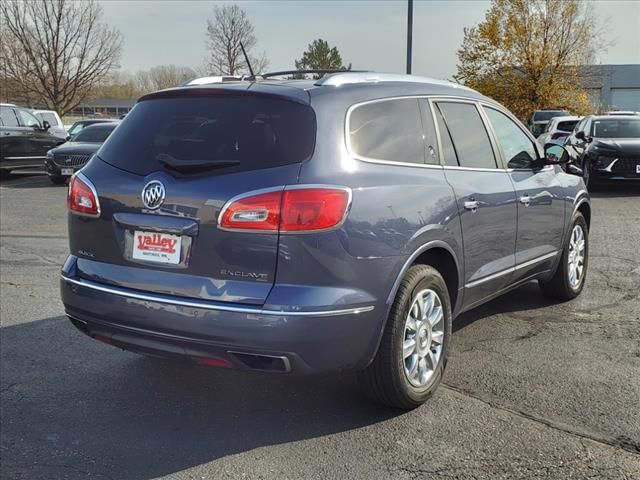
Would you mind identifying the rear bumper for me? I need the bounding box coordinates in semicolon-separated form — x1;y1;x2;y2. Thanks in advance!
60;272;382;374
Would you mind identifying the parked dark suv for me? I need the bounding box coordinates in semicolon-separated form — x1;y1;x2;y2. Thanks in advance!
61;73;591;409
565;114;640;188
0;103;65;176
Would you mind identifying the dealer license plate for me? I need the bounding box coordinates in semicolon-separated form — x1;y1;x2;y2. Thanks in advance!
132;231;181;265
61;168;74;175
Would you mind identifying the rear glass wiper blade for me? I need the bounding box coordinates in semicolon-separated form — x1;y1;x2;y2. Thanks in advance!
157;154;240;172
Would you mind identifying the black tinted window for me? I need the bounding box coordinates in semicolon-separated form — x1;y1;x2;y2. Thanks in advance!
74;125;116;143
349;98;425;164
0;107;19;127
437;102;496;169
434;105;458;166
98;95;316;176
557;120;578;132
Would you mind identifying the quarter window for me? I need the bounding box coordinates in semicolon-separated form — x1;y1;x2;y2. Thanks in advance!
349;98;425;164
484;107;537;169
436;102;497;169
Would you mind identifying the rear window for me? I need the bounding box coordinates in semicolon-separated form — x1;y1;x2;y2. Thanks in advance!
556;120;578;132
533;111;569;122
74;125;116;143
97;95;316;176
36;112;59;126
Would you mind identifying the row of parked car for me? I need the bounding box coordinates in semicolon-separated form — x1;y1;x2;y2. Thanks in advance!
0;103;119;184
530;109;640;189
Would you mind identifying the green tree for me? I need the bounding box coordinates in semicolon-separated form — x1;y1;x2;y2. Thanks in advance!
294;39;351;78
454;0;606;120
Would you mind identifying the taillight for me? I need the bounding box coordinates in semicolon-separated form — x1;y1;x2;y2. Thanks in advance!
219;186;351;233
67;173;100;217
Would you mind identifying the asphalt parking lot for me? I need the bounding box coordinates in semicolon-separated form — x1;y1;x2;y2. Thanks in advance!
1;174;639;480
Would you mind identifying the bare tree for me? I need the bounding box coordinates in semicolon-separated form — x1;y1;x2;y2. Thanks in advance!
136;65;197;92
0;0;122;116
204;4;269;76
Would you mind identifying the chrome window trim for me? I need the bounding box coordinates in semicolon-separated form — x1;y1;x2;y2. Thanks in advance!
216;184;353;234
464;251;558;288
61;275;375;317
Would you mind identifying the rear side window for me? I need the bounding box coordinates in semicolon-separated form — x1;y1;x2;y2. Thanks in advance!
348;98;425;164
437;102;497;169
0;107;19;127
36;112;60;126
98;95;316;176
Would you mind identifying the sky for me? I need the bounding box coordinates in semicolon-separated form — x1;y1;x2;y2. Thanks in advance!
101;0;640;80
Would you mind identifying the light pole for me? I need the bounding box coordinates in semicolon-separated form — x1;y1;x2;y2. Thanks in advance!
406;0;413;74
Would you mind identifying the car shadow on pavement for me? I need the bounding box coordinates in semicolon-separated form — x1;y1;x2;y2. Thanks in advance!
0;315;398;479
0;174;65;189
588;184;640;198
453;281;556;333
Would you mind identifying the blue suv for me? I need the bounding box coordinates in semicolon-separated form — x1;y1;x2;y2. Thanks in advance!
61;72;590;409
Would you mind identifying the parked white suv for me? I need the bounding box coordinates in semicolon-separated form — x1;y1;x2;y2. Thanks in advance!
537;116;581;146
31;110;67;139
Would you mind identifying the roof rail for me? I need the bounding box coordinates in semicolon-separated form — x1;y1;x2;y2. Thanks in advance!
314;72;473;90
255;69;368;80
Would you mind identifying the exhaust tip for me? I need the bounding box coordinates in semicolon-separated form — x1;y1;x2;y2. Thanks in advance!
228;351;291;373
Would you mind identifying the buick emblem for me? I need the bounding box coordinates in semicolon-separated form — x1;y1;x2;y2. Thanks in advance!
141;180;165;210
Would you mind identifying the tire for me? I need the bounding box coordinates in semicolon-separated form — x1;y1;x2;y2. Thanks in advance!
49;174;67;185
539;213;589;301
358;264;452;410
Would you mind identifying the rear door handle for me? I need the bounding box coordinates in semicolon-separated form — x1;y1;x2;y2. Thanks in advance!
520;195;531;206
464;200;479;211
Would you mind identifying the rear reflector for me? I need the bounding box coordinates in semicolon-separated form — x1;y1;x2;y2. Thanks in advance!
219;186;351;233
93;334;112;345
551;132;568;140
196;357;233;368
68;173;100;217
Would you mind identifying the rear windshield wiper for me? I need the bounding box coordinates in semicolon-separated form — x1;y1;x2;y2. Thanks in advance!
157;153;240;172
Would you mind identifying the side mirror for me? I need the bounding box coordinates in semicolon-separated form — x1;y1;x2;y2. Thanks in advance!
42;120;51;131
544;144;570;165
575;130;586;141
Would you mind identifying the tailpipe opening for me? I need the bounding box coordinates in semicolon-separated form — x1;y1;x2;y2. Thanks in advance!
228;351;291;373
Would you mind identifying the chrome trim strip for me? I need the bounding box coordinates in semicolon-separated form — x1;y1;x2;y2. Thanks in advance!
515;251;558;270
4;156;47;160
61;275;375;317
464;251;558;288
